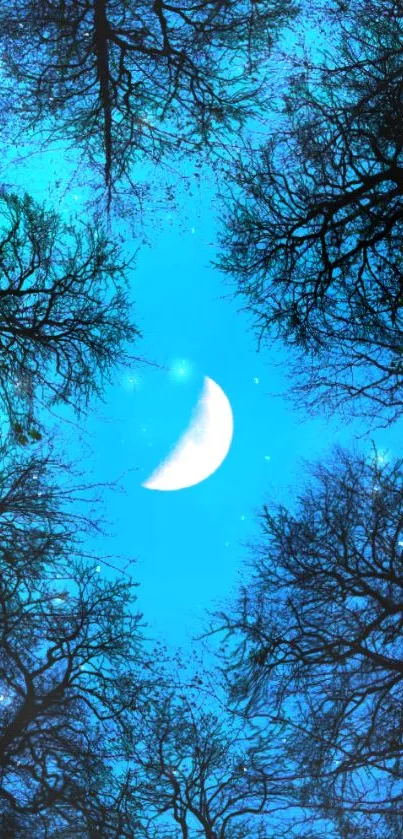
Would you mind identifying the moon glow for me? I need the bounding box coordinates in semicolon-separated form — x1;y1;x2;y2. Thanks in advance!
142;376;233;491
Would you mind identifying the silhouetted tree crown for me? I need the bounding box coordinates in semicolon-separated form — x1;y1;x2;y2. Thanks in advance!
0;191;139;435
217;0;403;426
0;0;297;204
134;680;272;838
0;442;150;837
216;447;403;836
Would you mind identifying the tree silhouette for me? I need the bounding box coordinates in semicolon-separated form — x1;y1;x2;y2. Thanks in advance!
0;0;296;205
132;654;372;839
133;676;277;838
217;0;403;426
215;448;403;836
0;191;139;435
0;441;150;836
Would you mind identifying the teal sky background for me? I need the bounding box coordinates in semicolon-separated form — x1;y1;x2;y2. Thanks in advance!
9;119;402;652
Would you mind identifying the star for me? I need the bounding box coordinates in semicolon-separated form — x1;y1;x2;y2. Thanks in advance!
253;377;259;384
169;358;193;382
125;373;141;391
264;455;271;461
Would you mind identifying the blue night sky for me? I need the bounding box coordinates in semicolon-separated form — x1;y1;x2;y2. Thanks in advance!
12;128;401;653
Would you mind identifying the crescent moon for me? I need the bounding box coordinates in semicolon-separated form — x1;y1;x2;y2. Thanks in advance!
142;376;233;491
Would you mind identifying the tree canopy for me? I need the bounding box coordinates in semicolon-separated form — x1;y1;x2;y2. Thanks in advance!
1;0;403;836
0;0;296;205
217;0;403;426
134;677;272;838
0;191;139;436
0;440;151;837
215;447;403;837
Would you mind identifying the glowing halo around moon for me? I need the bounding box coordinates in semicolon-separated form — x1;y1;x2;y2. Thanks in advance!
142;376;233;491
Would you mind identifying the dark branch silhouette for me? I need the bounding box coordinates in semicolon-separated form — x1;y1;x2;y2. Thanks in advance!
133;673;278;838
0;0;296;205
0;191;139;435
217;0;403;426
215;447;403;836
0;443;150;837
